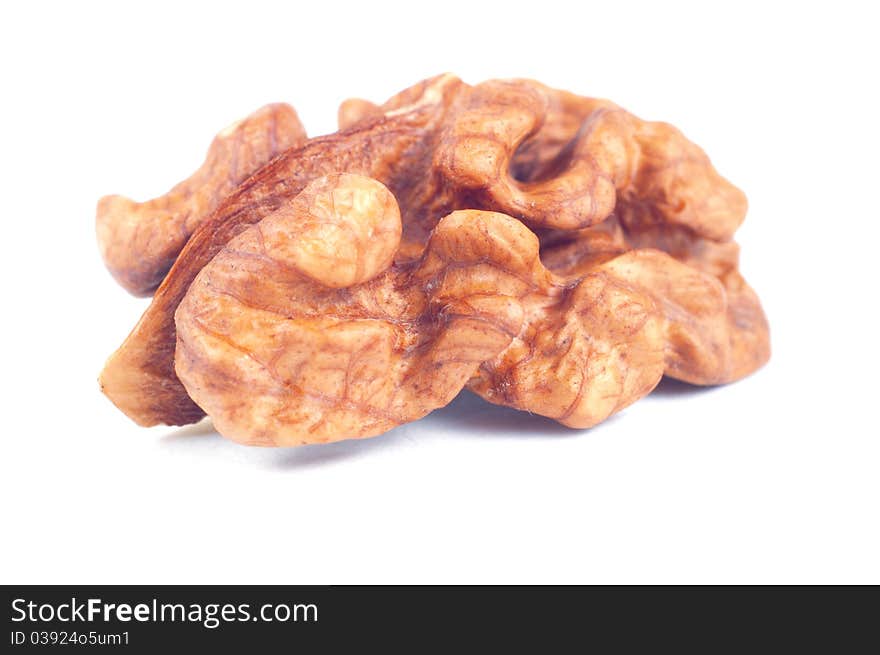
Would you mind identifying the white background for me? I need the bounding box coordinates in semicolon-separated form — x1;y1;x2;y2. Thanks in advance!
1;1;877;584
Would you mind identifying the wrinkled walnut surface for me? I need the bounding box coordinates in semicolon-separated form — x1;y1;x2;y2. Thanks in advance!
175;175;523;445
539;216;770;385
96;103;306;296
98;74;769;439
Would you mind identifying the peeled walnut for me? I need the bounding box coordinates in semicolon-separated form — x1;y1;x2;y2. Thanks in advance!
96;103;306;296
98;74;768;435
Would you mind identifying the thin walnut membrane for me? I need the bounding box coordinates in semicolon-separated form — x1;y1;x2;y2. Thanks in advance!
97;74;769;446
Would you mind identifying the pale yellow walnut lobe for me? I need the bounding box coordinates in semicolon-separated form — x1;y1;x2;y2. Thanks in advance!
258;173;402;288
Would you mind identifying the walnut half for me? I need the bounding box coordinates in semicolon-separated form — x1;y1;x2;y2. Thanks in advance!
98;75;770;445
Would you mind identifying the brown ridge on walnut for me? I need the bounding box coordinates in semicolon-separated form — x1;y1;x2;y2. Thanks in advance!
468;243;762;425
539;217;770;385
436;79;748;239
513;80;767;380
96;103;307;296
